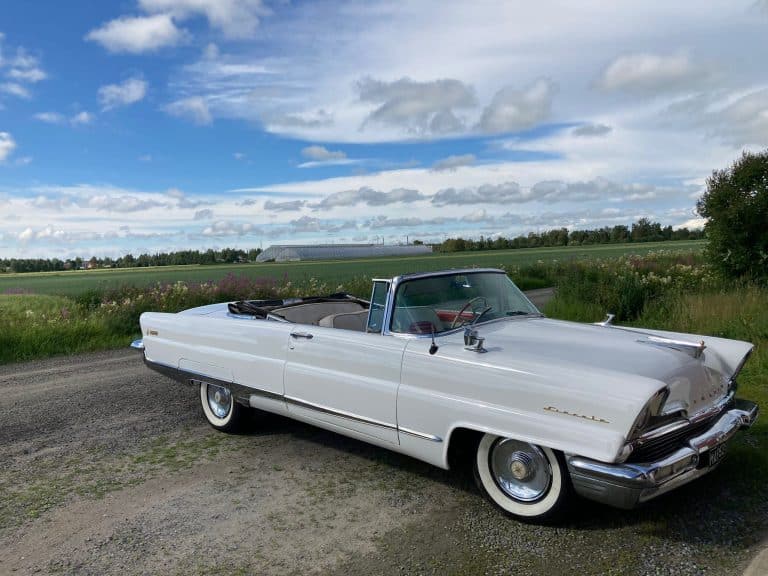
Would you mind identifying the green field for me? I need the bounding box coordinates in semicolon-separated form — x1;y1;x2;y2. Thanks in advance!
0;240;704;296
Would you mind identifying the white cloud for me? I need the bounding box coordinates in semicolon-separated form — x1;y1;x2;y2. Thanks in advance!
264;199;305;211
34;112;66;124
597;52;701;93
702;88;768;146
34;111;94;127
0;39;47;102
7;67;46;83
358;76;476;135
15;156;32;166
0;131;16;162
0;82;30;98
194;208;214;220
87;194;166;212
139;0;266;39
70;111;94;126
86;14;187;54
202;219;259;236
18;227;34;242
461;209;489;223
138;154;153;162
312;187;425;210
676;217;706;230
98;77;148;110
477;78;557;134
301;145;346;161
165;96;212;124
431;182;523;206
233;152;246;160
431;154;476;172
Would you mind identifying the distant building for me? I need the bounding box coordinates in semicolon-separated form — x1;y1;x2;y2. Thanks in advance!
256;243;432;262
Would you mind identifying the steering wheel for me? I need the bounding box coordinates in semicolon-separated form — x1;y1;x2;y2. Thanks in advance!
450;296;489;329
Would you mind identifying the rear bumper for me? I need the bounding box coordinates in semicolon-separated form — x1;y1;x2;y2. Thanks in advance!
566;398;759;509
130;339;145;351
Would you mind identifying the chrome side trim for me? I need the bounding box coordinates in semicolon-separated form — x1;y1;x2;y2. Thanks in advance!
143;357;276;407
398;427;443;443
284;395;397;430
142;357;400;431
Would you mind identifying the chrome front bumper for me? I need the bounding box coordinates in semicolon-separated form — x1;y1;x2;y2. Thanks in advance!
130;339;145;351
566;399;759;509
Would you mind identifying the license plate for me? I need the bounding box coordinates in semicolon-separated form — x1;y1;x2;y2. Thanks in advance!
707;441;728;467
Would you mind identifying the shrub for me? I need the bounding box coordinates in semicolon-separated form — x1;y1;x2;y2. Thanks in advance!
697;149;768;281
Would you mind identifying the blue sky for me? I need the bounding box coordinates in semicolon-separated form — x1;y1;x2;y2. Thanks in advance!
1;0;767;258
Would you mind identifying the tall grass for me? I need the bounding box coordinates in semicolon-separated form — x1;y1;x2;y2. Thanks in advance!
0;295;129;364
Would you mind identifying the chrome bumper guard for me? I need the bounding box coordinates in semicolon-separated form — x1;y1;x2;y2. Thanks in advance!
566;399;759;509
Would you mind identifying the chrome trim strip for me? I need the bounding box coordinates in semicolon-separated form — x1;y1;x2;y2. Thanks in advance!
143;357;398;429
398;427;443;443
641;335;706;358
284;395;397;430
688;391;734;425
143;358;280;407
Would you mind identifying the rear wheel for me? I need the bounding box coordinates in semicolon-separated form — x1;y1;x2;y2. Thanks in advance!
473;434;569;522
199;381;247;433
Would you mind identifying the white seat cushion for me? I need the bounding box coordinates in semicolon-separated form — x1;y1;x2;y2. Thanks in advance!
275;301;364;325
319;310;368;331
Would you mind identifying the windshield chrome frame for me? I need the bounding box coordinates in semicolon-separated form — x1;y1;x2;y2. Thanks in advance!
380;268;541;339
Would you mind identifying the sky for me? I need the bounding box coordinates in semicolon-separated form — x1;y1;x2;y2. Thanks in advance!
0;0;767;259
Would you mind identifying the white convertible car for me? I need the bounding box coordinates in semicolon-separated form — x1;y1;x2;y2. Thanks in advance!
132;268;758;521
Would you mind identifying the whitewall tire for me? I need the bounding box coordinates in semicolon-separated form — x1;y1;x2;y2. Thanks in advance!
199;381;246;433
474;434;569;521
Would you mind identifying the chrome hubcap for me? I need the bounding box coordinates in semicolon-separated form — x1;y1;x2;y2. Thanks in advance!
490;439;551;502
206;383;231;419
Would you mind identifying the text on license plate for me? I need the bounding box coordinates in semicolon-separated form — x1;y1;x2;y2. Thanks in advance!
708;442;728;467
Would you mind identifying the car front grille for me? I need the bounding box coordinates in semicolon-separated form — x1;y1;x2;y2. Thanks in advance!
626;401;733;463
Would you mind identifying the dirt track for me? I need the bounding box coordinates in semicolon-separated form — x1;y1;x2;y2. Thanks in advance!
0;343;766;575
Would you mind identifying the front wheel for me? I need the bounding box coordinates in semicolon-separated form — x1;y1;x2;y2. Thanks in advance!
199;381;247;433
473;434;569;522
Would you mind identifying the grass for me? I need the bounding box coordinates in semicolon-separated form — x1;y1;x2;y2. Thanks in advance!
0;294;130;364
0;240;704;297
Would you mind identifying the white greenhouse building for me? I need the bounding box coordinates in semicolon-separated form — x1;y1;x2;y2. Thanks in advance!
256;243;432;262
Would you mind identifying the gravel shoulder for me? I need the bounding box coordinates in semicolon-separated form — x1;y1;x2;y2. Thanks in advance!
0;347;766;575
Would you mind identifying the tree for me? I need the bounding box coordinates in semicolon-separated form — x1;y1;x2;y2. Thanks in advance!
697;150;768;279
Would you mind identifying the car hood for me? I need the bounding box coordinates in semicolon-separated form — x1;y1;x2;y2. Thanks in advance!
433;317;752;418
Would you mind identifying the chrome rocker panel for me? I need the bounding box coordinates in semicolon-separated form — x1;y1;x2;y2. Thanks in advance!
567;399;759;509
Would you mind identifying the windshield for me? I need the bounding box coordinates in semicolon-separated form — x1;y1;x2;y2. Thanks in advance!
390;271;539;335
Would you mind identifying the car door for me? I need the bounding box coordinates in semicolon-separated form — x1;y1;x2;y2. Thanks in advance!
283;323;405;444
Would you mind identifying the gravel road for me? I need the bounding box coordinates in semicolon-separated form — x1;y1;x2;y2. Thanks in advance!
0;339;765;574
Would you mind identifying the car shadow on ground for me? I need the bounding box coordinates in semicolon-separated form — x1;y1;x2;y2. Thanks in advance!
232;408;767;550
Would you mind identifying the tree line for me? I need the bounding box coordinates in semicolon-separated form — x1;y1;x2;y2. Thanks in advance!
1;247;263;274
436;218;703;252
1;218;702;274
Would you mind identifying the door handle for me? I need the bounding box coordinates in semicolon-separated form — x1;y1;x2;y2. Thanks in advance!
290;331;314;339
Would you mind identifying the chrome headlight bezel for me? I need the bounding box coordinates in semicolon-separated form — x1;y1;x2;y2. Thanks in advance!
627;387;670;442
